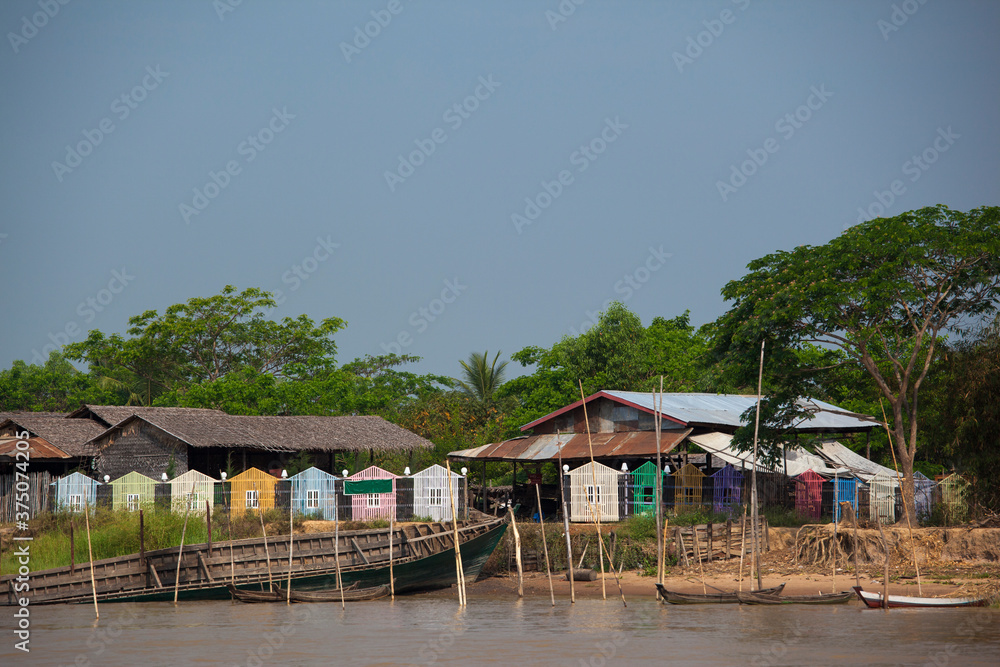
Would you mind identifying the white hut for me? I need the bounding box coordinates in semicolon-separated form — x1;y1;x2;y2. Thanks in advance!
412;464;463;521
51;472;100;512
869;473;897;524
168;470;218;515
568;461;622;523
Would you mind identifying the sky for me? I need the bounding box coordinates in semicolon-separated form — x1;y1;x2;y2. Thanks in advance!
1;0;998;382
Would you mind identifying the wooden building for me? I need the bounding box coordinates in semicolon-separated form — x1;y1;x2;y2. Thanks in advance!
168;469;217;515
567;461;622;523
289;466;338;520
344;466;397;522
109;471;158;512
794;470;824;520
51;471;101;512
411;464;463;522
229;468;279;517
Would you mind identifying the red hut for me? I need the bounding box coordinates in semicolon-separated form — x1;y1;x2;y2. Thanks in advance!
794;469;824;520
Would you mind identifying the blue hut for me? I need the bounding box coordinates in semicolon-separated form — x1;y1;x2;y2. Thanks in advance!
831;475;858;522
289;466;339;520
711;464;743;513
51;472;100;512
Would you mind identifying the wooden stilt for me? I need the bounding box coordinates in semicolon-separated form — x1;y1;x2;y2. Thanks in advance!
751;340;765;592
389;515;395;602
557;431;575;603
206;500;212;553
738;506;747;592
878;523;890;611
83;499;98;620
536;483;555;607
654;380;665;598
334;512;344;610
579;380;606;601
287;493;293;605
70;519;75;574
509;507;524;598
255;484;273;592
446;460;466;606
174;482;196;605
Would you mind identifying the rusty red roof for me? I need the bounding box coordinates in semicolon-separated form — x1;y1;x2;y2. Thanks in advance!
448;429;692;463
0;435;72;459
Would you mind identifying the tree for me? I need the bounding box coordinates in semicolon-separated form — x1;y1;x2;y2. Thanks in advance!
0;351;114;412
456;351;509;409
716;205;1000;520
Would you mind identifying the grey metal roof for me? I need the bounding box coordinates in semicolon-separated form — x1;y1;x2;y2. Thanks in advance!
603;391;880;431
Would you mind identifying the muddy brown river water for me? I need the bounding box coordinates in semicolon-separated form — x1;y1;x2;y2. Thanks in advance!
3;596;999;666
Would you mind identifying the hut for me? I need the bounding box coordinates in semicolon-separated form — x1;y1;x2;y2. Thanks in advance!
831;475;858;522
51;471;100;512
630;461;663;515
794;470;824;520
937;473;969;524
672;462;705;508
109;471;157;512
913;471;934;520
345;466;397;522
229;468;280;516
168;469;218;515
869;473;897;524
289;466;339;520
568;461;622;522
411;464;464;521
711;464;743;513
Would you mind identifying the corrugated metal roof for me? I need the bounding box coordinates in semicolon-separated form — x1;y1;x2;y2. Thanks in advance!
0;435;72;459
689;432;854;477
448;428;691;463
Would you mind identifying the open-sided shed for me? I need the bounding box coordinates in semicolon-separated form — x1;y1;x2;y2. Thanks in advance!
168;469;217;515
412;464;464;521
109;471;157;512
289;466;338;520
568;461;623;522
229;468;279;517
345;465;397;521
51;471;100;512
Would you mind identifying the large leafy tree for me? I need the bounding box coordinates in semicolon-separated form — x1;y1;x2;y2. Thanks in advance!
0;351;115;412
716;205;1000;519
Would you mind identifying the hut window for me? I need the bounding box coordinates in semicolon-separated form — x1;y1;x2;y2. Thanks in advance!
586;485;601;507
306;490;319;509
127;494;140;512
642;486;654;503
68;494;83;512
364;494;380;508
429;488;442;506
246;489;259;509
188;492;201;511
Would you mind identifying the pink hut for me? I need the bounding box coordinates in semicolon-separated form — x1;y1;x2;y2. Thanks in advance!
795;469;824;520
345;465;398;521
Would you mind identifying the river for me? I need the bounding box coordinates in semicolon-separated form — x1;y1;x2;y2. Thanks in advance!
4;595;999;666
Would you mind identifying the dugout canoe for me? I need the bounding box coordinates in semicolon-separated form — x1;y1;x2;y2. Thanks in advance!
655;582;785;604
737;590;854;605
853;586;987;608
2;514;506;605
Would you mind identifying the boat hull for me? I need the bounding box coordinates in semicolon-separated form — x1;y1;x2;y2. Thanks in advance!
853;586;987;608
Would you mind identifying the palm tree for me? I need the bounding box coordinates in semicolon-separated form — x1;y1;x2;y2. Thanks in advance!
456;351;509;408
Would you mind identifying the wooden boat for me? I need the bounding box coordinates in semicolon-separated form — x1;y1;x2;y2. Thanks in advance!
2;513;506;605
655;582;785;604
226;581;363;603
279;583;389;602
737;590;854;605
853;586;987;608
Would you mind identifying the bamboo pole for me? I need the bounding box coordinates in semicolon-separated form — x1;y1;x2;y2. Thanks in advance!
446;460;465;606
70;519;75;573
878;523;890;611
255;484;273;592
287;491;293;605
693;525;707;594
509;507;524;598
879;399;923;596
737;505;747;593
750;340;765;591
389;514;395;602
173;482;196;605
578;380;606;601
654;379;665;596
225;479;235;587
659;517;669;586
535;482;555;607
83;498;99;620
556;431;575;603
832;472;838;594
334;507;344;610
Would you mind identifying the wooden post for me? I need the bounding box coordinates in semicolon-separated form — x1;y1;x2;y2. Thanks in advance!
389;515;395;602
287;492;293;605
693;525;707;594
536;482;555;607
557;431;575;603
707;522;714;563
654;380;665;595
878;523;890;611
659;517;669;584
446;460;466;606
174;482;196;605
751;340;765;592
725;519;732;560
206;500;212;553
509;507;524;598
139;509;145;568
334;512;344;610
256;484;273;592
578;380;606;601
83;499;99;619
880;399;923;596
738;506;747;592
70;519;75;573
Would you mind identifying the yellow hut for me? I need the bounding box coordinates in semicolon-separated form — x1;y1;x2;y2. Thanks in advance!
673;462;705;508
228;467;279;517
109;471;158;512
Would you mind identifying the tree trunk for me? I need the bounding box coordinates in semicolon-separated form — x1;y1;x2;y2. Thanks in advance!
896;423;916;523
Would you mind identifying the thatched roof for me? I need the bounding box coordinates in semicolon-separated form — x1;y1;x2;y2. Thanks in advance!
67;404;226;428
0;415;103;457
90;413;434;454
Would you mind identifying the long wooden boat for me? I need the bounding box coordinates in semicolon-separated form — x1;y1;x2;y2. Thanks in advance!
853;586;987;608
279;583;389;603
737;590;854;605
2;513;506;605
225;581;362;603
655;582;785;604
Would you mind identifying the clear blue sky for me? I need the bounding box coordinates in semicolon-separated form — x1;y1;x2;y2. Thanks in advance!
1;0;998;380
